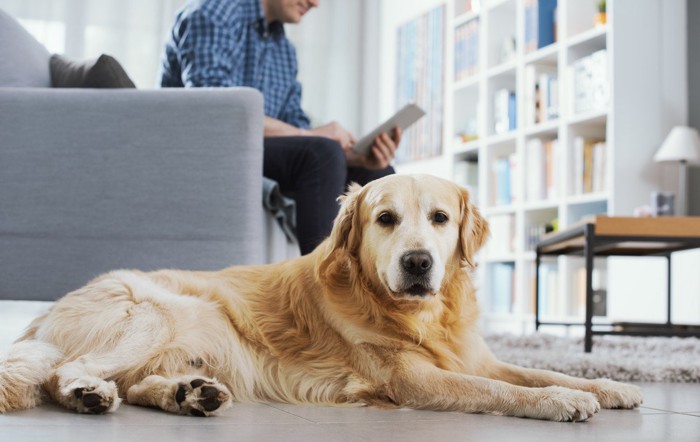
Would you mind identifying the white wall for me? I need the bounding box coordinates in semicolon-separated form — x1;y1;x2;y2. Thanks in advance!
0;0;187;88
286;0;363;135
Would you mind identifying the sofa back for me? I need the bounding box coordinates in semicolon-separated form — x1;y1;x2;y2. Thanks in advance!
0;9;51;87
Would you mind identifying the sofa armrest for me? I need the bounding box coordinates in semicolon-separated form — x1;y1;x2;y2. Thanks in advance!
0;87;264;300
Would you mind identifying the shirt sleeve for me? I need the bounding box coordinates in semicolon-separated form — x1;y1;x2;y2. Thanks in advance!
279;79;311;129
174;10;244;87
276;43;311;129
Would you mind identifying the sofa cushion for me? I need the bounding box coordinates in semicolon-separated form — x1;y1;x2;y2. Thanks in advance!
50;54;136;88
0;9;51;87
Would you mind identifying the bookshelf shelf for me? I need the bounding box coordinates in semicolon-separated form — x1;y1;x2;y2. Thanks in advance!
487;0;516;11
390;0;686;334
485;131;517;146
524;119;559;136
487;60;517;79
523;43;559;65
483;255;518;263
567;25;608;50
453;139;480;156
453;74;480;91
454;10;479;27
566;192;609;206
482;205;517;216
522;199;559;211
567;109;608;126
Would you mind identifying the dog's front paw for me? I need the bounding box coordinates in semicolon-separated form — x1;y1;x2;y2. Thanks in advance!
587;379;643;409
175;378;232;417
532;386;600;422
61;377;121;414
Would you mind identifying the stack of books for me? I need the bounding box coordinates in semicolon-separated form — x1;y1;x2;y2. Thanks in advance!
524;0;558;53
493;89;516;134
454;19;480;81
573;137;606;195
524;65;559;126
492;153;518;206
524;138;558;201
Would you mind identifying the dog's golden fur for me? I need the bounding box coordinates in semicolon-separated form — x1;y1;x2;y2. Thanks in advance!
0;174;641;420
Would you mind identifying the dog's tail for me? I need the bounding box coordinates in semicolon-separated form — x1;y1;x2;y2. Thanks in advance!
0;340;63;413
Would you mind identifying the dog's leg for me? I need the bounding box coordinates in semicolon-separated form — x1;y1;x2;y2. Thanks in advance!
46;355;121;414
483;361;642;410
126;375;232;417
389;358;600;421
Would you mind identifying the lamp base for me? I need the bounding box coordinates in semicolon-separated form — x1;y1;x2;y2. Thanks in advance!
678;160;688;216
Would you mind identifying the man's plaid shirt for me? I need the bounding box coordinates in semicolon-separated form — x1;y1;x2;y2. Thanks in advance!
160;0;311;128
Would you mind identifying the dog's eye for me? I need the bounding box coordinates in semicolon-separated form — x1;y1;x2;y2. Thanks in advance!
432;211;449;224
377;212;395;226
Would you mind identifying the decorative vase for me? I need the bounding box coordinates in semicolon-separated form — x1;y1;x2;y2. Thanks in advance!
594;12;607;27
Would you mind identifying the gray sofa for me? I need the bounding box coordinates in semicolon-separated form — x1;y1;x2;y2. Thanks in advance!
0;9;292;301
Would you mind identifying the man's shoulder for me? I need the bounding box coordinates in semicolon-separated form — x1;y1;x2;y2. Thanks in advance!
182;0;251;25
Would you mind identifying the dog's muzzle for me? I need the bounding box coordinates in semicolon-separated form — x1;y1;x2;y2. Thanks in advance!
399;250;434;296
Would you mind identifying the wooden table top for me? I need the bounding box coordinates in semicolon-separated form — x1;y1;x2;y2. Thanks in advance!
537;216;700;256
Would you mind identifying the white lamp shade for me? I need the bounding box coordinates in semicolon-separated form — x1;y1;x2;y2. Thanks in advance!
654;126;700;164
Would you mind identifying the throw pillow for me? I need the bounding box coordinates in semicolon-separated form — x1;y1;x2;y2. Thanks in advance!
50;53;136;88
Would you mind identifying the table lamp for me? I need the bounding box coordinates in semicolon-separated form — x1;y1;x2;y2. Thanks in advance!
654;126;700;216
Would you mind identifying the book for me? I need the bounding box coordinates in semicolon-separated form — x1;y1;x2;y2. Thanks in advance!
352;103;425;156
525;65;557;126
573;137;604;194
537;0;558;49
493;89;516;134
454;19;480;81
524;0;558;52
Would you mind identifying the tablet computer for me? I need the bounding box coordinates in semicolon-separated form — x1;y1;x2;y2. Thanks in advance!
351;103;426;156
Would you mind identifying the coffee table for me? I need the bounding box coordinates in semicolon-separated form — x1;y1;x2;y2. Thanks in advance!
535;216;700;352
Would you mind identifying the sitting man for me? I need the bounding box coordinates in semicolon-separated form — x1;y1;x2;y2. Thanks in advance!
160;0;402;254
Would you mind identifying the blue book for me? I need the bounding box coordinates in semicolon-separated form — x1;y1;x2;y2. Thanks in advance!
538;0;557;48
496;157;511;205
508;92;517;131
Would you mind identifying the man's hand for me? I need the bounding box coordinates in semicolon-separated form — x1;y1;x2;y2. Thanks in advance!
345;127;402;170
308;121;356;150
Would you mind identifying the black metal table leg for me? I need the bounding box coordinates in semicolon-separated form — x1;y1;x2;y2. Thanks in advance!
666;253;672;326
584;224;594;353
535;249;541;331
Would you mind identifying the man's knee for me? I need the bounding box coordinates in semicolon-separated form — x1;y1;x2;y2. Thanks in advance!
305;137;346;172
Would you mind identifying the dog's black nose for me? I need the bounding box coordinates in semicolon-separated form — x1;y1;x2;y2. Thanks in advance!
401;251;433;276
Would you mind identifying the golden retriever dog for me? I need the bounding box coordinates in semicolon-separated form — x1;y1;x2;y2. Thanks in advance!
0;174;641;420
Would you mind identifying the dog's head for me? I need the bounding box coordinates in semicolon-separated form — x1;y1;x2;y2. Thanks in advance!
325;174;489;301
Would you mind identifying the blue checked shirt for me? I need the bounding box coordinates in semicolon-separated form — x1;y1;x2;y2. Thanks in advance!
160;0;311;129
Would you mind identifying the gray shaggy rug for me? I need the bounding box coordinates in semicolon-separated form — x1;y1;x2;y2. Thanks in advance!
483;333;700;382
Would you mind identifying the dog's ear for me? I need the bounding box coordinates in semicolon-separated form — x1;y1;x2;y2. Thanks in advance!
328;182;364;254
458;185;490;268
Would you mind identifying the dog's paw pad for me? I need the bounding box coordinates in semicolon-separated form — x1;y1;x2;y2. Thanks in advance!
72;385;118;414
175;378;231;417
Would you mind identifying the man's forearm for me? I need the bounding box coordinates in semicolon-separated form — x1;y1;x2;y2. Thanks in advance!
264;116;308;137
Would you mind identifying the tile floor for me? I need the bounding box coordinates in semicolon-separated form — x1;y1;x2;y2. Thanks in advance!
1;383;699;442
2;301;699;441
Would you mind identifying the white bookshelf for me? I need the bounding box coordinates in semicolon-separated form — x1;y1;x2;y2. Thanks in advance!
388;0;689;333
